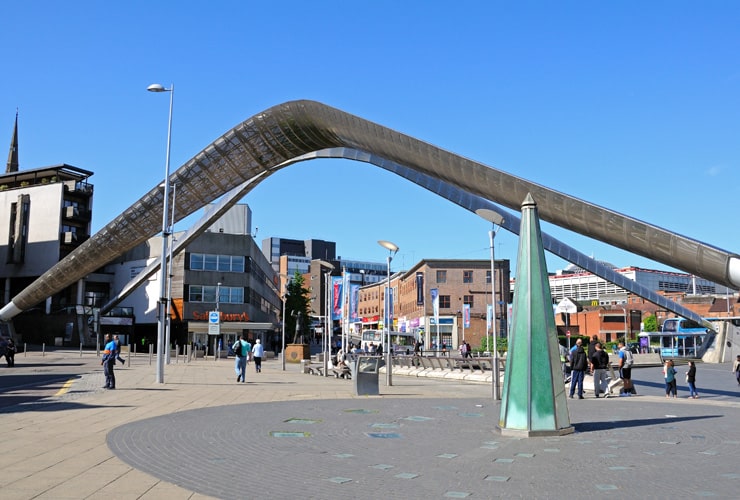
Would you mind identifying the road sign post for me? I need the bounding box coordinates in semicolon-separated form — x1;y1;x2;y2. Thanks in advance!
208;311;220;336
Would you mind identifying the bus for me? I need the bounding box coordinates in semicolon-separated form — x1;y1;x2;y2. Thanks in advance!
639;318;710;358
360;329;417;355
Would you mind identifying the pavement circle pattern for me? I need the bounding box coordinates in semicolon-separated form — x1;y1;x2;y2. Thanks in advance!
107;397;740;499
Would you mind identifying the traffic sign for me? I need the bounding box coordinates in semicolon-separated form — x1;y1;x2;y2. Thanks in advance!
555;298;578;314
208;311;220;335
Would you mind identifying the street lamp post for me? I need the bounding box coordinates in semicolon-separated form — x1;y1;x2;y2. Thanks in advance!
316;260;335;377
165;183;177;364
148;83;174;384
378;240;399;386
475;209;505;400
280;274;290;371
621;306;628;344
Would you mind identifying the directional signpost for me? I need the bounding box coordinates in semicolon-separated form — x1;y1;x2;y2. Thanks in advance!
555;298;578;351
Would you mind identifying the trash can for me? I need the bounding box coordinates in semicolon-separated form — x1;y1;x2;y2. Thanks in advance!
353;356;380;396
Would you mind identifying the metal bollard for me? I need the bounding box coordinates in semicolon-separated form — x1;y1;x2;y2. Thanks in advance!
42;343;46;356
24;343;27;356
149;344;154;365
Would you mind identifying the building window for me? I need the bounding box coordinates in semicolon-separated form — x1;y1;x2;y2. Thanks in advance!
463;295;474;308
486;270;492;284
188;285;244;304
436;270;446;283
190;253;245;273
463;270;473;283
439;295;451;309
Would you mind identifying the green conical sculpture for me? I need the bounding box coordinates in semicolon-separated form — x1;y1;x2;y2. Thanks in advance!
497;193;573;437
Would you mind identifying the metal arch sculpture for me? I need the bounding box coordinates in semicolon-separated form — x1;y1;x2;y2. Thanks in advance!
1;100;739;320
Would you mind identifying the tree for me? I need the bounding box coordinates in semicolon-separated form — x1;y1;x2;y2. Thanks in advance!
284;271;311;344
643;314;658;332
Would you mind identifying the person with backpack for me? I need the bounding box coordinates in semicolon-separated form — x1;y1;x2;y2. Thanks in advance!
618;342;635;395
232;335;251;383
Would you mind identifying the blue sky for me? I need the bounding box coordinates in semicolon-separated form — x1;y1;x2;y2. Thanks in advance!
2;1;739;276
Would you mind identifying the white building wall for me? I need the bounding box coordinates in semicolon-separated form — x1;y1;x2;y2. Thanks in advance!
0;183;64;277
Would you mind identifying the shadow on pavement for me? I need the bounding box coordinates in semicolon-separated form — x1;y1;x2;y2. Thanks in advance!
0;399;129;414
634;379;740;398
575;413;722;433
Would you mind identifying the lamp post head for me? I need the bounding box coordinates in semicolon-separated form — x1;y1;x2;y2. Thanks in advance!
378;240;399;255
474;208;505;226
147;83;170;93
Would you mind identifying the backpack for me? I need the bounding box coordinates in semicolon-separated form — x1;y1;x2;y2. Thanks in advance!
233;341;242;357
622;348;633;368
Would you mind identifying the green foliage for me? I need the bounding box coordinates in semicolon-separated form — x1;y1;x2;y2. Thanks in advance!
643;314;658;332
285;271;311;343
476;336;508;354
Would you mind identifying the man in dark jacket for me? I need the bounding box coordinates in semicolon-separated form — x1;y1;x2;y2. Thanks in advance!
569;338;587;399
590;342;610;398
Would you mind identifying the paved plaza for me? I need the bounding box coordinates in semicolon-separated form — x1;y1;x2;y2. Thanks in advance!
1;350;739;499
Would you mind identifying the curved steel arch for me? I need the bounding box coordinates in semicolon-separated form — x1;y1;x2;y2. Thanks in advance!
1;100;738;320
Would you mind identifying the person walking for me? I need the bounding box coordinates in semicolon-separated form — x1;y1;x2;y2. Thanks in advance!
113;335;126;365
618;342;635;395
663;359;677;398
733;355;740;386
101;334;117;389
233;335;250;383
4;337;16;367
686;360;699;399
252;338;264;373
569;338;587;399
590;342;609;398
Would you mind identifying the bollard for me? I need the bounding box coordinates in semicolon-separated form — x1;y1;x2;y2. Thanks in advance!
42;343;45;356
149;344;154;365
127;344;131;366
24;343;27;356
80;344;83;357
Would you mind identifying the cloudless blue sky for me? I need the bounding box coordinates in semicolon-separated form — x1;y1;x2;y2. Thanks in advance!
2;1;739;277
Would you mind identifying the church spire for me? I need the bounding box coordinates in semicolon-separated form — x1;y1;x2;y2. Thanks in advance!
6;110;19;173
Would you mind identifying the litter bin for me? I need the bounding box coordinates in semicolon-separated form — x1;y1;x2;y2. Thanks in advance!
353;355;380;396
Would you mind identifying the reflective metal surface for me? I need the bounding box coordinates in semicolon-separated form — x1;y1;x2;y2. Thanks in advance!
1;100;737;320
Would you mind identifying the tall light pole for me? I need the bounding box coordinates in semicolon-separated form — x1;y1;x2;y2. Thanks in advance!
165;183;177;364
148;83;174;384
621;306;628;344
475;209;505;400
378;240;399;386
279;274;290;371
316;260;335;377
